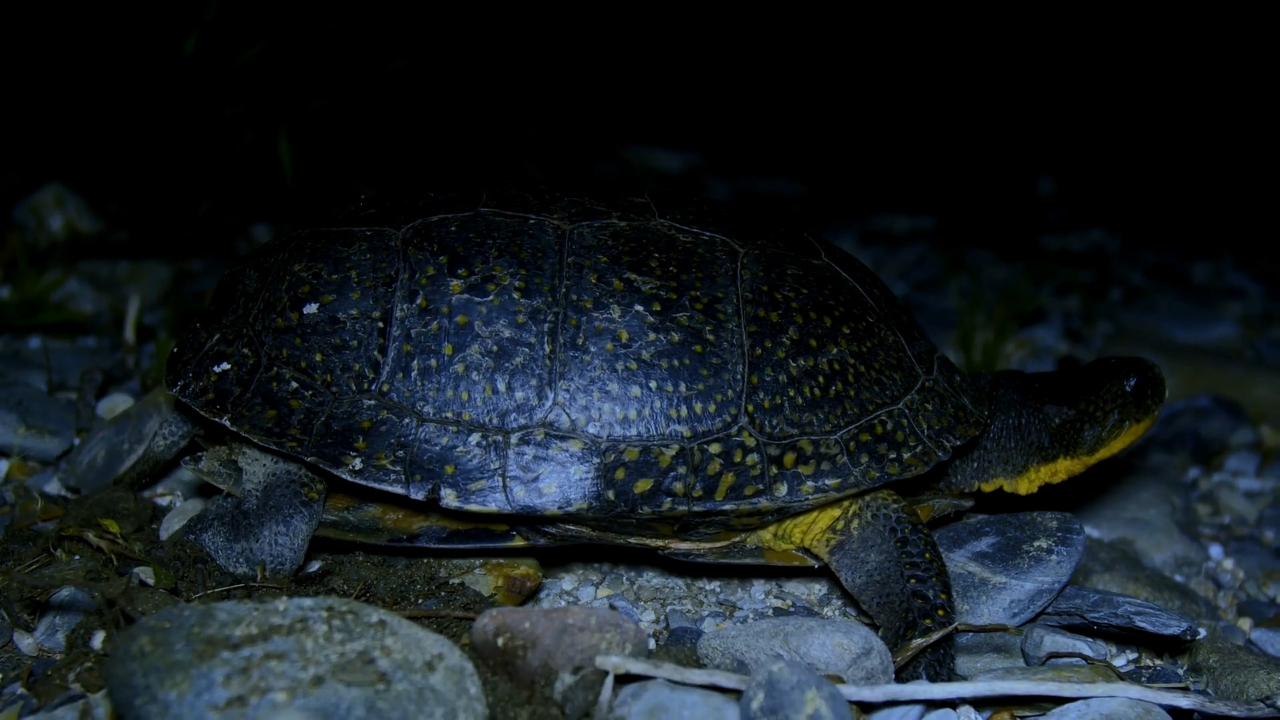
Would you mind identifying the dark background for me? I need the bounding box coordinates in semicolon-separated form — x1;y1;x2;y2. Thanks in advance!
2;7;1271;266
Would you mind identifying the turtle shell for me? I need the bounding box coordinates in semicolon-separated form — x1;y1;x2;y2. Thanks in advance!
167;189;985;537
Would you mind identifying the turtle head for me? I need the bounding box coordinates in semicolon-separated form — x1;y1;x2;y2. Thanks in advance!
943;356;1166;495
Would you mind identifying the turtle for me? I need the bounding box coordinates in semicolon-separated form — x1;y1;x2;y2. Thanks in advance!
163;187;1165;681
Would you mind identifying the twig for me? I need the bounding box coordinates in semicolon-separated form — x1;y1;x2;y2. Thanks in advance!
399;609;479;620
188;583;285;599
594;655;1280;718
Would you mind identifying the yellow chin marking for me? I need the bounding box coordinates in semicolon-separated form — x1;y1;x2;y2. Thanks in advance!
979;414;1158;496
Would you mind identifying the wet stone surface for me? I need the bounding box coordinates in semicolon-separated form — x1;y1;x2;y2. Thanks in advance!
739;657;849;720
1041;697;1172;719
471;606;648;718
610;679;739;720
1020;623;1112;667
1037;584;1200;644
934;511;1086;627
104;596;487;720
697;617;893;686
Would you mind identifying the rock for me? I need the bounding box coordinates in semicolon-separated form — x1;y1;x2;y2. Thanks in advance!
1250;626;1280;658
159;498;206;541
94;392;135;420
1041;697;1170;719
33;586;97;653
472;606;647;718
1074;397;1248;577
1037;585;1200;644
115;585;181;621
868;705;969;720
934;511;1085;626
866;706;927;720
1073;465;1208;576
739;658;849;720
472;605;648;686
662;626;704;648
952;631;1024;679
1071;538;1218;621
1019;624;1110;667
0;380;78;462
697;617;892;686
609;679;738;720
21;690;112;720
59;387;195;494
1130;395;1254;467
104;596;485;719
1122;665;1186;686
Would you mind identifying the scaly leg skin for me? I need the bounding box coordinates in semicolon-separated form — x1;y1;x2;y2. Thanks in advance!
756;489;954;681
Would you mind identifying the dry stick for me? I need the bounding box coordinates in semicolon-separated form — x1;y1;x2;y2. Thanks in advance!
594;655;1280;718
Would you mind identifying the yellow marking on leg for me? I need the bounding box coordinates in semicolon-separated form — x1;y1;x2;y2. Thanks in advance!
750;499;855;556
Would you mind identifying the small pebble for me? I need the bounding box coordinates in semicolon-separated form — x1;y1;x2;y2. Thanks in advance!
698;617;892;686
610;679;738;720
94;392;136;420
1041;697;1170;719
740;658;848;720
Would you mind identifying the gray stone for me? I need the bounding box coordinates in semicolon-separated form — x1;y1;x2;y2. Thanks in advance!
1020;624;1110;667
472;606;647;718
22;690;111;720
1041;697;1170;719
1074;408;1227;577
662;626;704;648
1072;538;1218;621
0;381;78;462
610;679;738;720
1038;585;1199;644
59;387;195;494
697;617;892;686
953;631;1024;679
934;511;1084;626
1250;626;1280;658
472;605;648;686
0;335;117;396
33;587;97;653
104;596;485;719
866;705;926;720
1225;538;1280;578
1129;395;1254;467
740;658;849;720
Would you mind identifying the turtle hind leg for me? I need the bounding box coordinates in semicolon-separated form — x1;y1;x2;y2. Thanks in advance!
754;489;954;681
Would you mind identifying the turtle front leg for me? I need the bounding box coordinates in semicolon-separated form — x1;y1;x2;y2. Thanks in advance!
752;489;955;681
